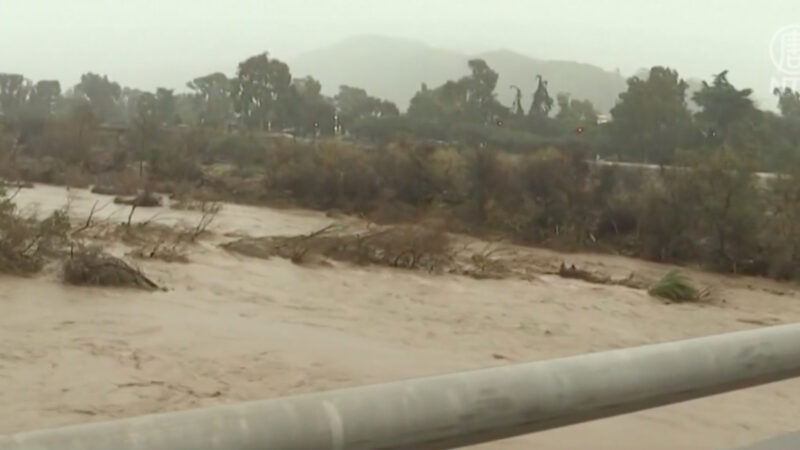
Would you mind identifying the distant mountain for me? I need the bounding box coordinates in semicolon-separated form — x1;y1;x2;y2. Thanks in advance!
477;49;627;113
288;35;628;113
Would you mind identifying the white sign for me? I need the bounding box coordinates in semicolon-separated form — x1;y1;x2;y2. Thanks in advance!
770;25;800;92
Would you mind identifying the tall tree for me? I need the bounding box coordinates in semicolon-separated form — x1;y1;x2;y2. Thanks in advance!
74;73;122;124
555;92;597;124
155;88;177;125
132;92;159;175
27;80;61;117
187;72;233;127
175;92;201;126
510;85;525;117
407;83;447;120
335;85;398;133
288;76;335;136
463;59;500;122
692;71;755;138
0;73;30;121
774;87;800;119
529;75;554;117
120;87;144;124
407;59;502;124
609;66;694;163
18;80;61;139
231;53;293;130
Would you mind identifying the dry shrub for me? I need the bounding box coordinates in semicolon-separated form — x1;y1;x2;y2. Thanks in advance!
754;171;800;279
557;262;611;284
636;180;698;262
63;165;91;188
117;204;219;262
170;195;222;214
128;241;189;263
114;191;163;207
223;224;453;272
266;141;380;211
374;143;440;206
184;201;221;240
0;193;71;274
63;245;158;289
0;151;20;181
462;243;517;279
0;180;34;189
201;172;266;204
555;262;650;289
90;185;123;196
13;155;66;184
92;170;141;196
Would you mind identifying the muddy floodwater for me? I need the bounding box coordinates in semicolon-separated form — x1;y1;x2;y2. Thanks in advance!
2;184;800;449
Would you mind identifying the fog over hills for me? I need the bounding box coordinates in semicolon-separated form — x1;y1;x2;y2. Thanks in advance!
289;35;630;113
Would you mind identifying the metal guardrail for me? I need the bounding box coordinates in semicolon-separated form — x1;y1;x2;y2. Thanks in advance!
3;323;800;450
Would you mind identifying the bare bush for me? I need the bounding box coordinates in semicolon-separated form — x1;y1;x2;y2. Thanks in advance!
63;245;159;289
223;224;454;272
128;239;189;263
91;170;141;196
114;191;163;207
186;201;221;240
0;192;70;274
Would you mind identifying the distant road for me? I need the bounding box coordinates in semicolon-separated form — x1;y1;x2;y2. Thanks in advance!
591;159;779;182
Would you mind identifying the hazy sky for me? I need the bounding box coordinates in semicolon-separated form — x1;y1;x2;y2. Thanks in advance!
3;0;796;107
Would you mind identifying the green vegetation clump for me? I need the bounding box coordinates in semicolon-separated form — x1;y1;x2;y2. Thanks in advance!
648;270;701;302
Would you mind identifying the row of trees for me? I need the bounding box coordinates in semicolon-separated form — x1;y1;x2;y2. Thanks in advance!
609;68;800;167
0;52;399;139
3;51;800;171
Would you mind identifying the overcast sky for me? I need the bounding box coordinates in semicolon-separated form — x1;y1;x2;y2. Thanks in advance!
3;0;795;107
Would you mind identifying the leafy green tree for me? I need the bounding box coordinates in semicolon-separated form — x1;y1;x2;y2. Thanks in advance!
407;83;444;120
407;59;503;124
155;88;177;125
54;100;95;165
335;85;398;133
463;59;500;122
773;88;800;154
231;53;293;130
679;148;759;270
74;73;122;124
288;76;335;136
119;87;144;124
27;80;60;117
774;87;800;118
555;92;597;125
609;66;694;163
175;93;201;126
18;80;61;139
762;162;800;278
0;73;30;121
692;71;756;139
187;72;233;127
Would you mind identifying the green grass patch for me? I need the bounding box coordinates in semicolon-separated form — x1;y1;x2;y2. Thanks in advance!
648;269;701;302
